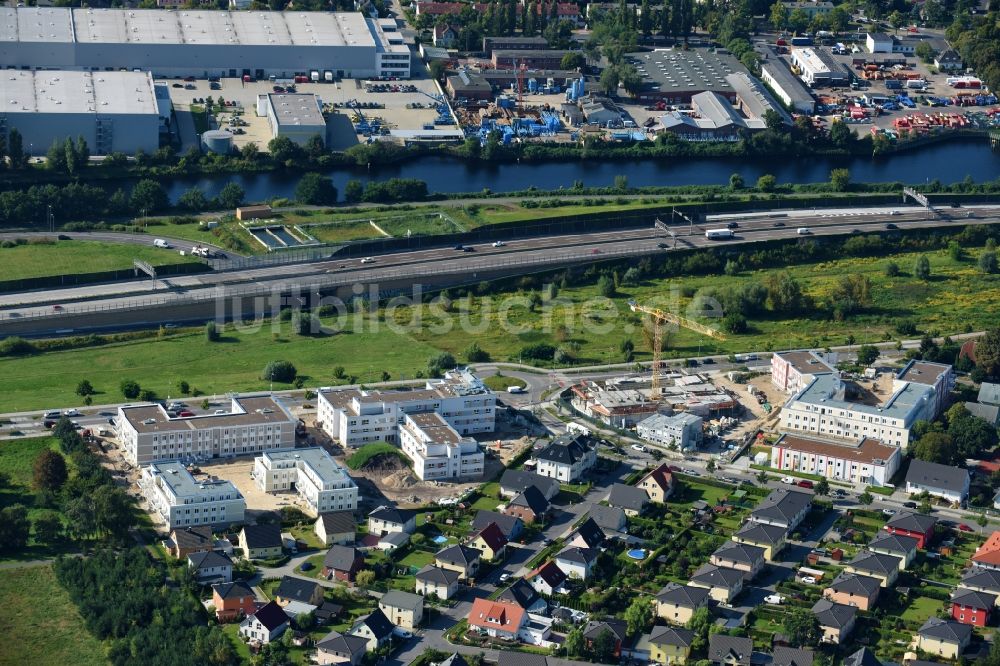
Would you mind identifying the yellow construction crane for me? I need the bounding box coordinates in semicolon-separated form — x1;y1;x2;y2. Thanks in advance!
627;299;726;395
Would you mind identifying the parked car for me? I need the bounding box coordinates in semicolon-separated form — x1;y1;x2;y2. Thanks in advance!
177;410;195;417
781;476;796;485
881;508;896;516
631;444;647;453
498;573;511;583
392;628;413;639
797;480;814;489
903;501;917;509
958;523;973;532
800;576;817;585
765;594;785;604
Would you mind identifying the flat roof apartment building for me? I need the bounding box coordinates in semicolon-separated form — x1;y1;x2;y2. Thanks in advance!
117;394;297;467
770;433;901;486
317;368;495;448
399;412;485;482
140;461;245;530
771;350;836;392
253;447;358;515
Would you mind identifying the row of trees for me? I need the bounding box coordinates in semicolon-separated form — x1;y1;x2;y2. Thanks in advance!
910;403;1000;465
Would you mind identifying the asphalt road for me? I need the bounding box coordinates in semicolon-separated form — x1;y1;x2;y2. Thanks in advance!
3;204;997;331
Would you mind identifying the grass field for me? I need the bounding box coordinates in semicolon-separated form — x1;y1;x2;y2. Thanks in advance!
2;245;997;411
0;435;59;489
0;239;201;282
0;564;108;666
481;374;527;392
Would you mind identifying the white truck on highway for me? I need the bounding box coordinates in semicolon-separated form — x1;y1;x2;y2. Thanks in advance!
705;229;734;240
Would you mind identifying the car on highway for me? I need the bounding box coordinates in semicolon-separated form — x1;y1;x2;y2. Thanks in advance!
43;420;56;429
591;248;601;254
657;243;668;249
882;508;896;516
360;257;375;264
52;305;63;311
492;241;505;247
463;246;475;252
682;468;701;477
453;245;464;250
890;210;900;215
773;221;785;227
886;223;898;229
727;222;739;229
63;409;81;417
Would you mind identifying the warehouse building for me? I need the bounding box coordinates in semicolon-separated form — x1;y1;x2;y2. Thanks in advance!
790;47;850;87
625;48;742;104
0;7;410;79
258;93;326;146
492;49;578;70
760;59;815;114
0;69;166;155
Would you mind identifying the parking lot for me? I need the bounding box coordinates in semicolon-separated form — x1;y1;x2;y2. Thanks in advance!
161;71;452;150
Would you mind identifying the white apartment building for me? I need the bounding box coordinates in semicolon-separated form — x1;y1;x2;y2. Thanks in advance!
117;394;296;467
770;433;901;486
779;374;938;448
399;412;485;481
253;447;358;515
317;369;496;448
635;412;704;450
535;433;597;482
140;461;246;530
894;360;955;418
771;351;836;392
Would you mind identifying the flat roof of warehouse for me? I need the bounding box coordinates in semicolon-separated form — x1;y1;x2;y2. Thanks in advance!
0;69;158;114
626;48;743;94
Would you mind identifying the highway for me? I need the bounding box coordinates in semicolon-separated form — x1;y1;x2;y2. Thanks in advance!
2;203;998;334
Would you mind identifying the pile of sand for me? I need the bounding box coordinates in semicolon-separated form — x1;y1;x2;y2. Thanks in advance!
382;468;418;489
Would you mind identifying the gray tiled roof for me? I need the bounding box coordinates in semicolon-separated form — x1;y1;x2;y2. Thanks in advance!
885;511;936;533
827;572;881;597
588;504;626;531
849;551;902;576
691;563;745;590
750;489;811;526
607;483;648;512
654;582;710;609
416;564;461;585
435;543;480;567
380;589;423;612
950;587;996;610
868;531;919;555
472;510;522;538
918;617;972;644
772;646;814;666
648;625;695;648
536;433;592;465
316;631;369;657
188;549;231;570
811;598;857;629
712;541;765;565
843;648;882;666
961;567;1000;593
905;459;969;494
733;521;787;545
317;511;357;534
500;469;559;498
708;634;752;666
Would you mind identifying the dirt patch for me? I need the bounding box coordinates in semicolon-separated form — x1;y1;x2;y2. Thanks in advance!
196;458;311;520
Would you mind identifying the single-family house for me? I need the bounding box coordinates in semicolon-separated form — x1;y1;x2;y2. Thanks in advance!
608;483;649;516
415;565;461;600
497;579;548;615
315;630;370;666
567;517;606;550
379;589;424;629
845;551;901;587
868;531;918;570
584;619;628;659
749;488;812;531
555;546;598;581
468;598;526;640
588;504;627;533
315;601;344;625
169;526;215;559
378;531;410;553
438;654;471;666
843;648;883;666
432;24;459;48
732;521;787;561
638;464;675;503
505;485;550;524
239;524;283;560
823;572;881;611
469;522;508;561
960;568;1000;600
499;469;560;501
368;506;416;535
972;530;1000;571
654;583;709;625
811;598;857;644
709;542;765;578
316;511;357;546
905;460;970;505
188;550;233;583
435;543;481;580
323;545;366;582
951;588;995;626
690;563;745;603
915;617;972;659
772;646;814;666
275;576;324;609
534;433;596;482
471;510;524;541
349;609;394;652
527;561;568;595
212;581;257;622
934;49;963;71
239;600;290;645
884;511;936;549
708;634;753;666
647;625;695;664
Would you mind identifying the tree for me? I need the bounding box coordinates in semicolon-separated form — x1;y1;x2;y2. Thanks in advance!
262;360;297;383
32;510;63;543
884;261;900;277
918;498;933;514
599;66;621;96
756;469;769;484
706;459;717;473
915;41;936;62
729;173;744;190
722;312;748;334
0;505;29;552
130;179;168;213
205;321;220;342
240;142;260;161
7;128;27;169
592;628;617;663
911;431;955;464
178;187;209;211
120;379;141;399
561;52;585;69
465;342;490;363
355;569;376;591
949;413;999;458
178;380;190;395
76;379;95;397
769;0;789;29
814;478;830;496
914;254;931;280
216;182;245;209
756;174;777;192
428;352;457;377
830;168;851;192
33;449;68;491
295;172;338;205
857;345;880;366
624;595;653;637
564;626;585;658
977;328;1000;379
788;8;809;34
829;120;853;148
858;491;873;505
979;251;998;274
344;179;364;203
428;59;447;81
47;139;68;172
686;606;712;653
92;485;133;541
267;135;302;163
597;274;616;298
783;607;819;646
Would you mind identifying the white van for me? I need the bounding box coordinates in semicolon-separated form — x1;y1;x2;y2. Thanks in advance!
796;227;811;235
153;238;171;248
507;386;525;394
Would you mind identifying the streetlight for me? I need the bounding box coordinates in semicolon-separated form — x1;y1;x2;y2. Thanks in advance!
47;204;54;233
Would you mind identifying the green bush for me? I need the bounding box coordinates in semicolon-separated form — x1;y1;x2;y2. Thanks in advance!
262;360;297;383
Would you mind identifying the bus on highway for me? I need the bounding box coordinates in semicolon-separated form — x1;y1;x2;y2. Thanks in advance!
705;229;735;240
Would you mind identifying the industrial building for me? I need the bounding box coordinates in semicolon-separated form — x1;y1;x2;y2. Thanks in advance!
0;7;411;79
760;58;816;114
258;93;326;146
0;69;166;155
253;447;358;515
492;49;578;70
116;394;297;466
482;35;548;56
657;73;789;140
139;461;246;530
790;47;850;87
398;412;485;481
625;48;742;104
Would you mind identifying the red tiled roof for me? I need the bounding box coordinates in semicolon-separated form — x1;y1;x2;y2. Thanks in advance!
529;560;567;587
475;522;509;551
642;463;674;493
973;531;1000;567
468;598;526;632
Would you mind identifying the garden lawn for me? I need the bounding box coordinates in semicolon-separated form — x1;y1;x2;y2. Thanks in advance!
0;564;108;666
398;550;434;570
222;623;253;663
899;594;946;626
0;435;59;489
0;239;201;282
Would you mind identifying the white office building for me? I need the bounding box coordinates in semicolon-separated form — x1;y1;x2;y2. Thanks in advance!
635;412;704;450
0;7;411;79
140;461;246;529
790;47;850;87
257;93;326;146
253;447;358;515
117;394;297;467
398;412;484;481
317;368;496;448
0;70;167;155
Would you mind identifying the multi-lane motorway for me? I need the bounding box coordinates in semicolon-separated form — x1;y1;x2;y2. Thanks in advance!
2;203;997;335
